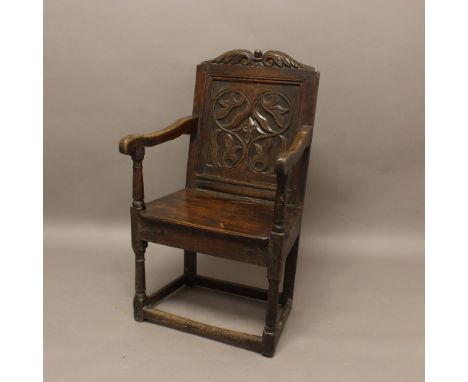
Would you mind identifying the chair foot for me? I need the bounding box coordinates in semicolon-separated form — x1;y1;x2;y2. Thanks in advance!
261;330;277;357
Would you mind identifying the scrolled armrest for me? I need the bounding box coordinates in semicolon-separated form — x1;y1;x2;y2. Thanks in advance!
275;126;313;175
119;115;199;156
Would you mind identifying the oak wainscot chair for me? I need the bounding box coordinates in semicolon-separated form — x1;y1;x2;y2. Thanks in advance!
118;49;320;357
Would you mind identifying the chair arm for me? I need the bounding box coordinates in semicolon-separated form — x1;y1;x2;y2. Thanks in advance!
119;116;199;156
275;126;313;176
272;126;313;232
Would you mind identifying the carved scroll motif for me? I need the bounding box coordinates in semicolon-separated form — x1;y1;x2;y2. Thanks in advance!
210;90;292;174
206;49;314;70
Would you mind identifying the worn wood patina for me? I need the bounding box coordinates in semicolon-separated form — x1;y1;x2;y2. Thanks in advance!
118;49;320;357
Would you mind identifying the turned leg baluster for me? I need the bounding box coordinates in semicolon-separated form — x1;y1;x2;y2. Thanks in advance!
262;231;284;357
262;277;280;357
131;147;147;321
132;239;147;321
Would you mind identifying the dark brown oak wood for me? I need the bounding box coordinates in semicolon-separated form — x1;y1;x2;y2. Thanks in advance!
119;49;320;357
194;274;269;301
183;250;197;285
145;275;187;306
280;236;300;306
277;298;293;342
142;306;264;352
141;189;275;244
276;126;313;175
119;116;198;156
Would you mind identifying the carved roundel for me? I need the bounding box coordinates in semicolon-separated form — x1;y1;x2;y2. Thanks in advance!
251;92;292;135
213;90;251;131
210;89;293;173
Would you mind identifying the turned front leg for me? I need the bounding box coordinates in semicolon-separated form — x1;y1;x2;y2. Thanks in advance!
262;170;289;356
133;239;148;321
262;235;283;357
130;146;147;321
262;277;280;357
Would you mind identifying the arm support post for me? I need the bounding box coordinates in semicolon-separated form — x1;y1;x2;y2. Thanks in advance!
132;147;146;210
273;126;313;232
119;115;199;210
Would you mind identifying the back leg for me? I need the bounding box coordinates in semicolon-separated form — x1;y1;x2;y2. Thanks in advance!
184;250;197;285
280;235;299;306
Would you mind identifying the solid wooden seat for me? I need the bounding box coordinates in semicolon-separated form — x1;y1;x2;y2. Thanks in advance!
119;49;320;357
141;189;275;245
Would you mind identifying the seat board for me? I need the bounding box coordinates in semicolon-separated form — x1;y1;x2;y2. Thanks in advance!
141;189;275;244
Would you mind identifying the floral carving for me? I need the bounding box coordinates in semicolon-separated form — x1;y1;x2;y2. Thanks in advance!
210;90;292;174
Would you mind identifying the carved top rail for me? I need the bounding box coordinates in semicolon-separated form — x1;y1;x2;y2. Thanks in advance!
205;49;315;71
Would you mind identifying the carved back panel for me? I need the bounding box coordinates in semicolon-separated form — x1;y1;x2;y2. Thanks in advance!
187;50;320;201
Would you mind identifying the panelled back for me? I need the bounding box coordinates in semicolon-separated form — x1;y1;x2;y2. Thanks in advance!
187;50;319;201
